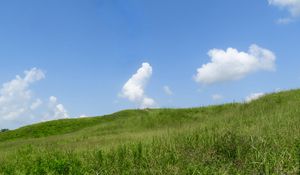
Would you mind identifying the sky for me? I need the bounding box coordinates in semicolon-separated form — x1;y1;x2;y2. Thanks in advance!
0;0;300;129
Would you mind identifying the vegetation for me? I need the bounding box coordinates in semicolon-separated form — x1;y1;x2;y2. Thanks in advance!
0;89;299;174
0;129;9;133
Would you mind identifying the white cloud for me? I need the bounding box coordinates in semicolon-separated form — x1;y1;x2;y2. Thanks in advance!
43;96;69;121
268;0;300;23
0;68;45;122
120;63;156;108
0;68;69;129
141;97;155;109
245;92;265;103
212;94;223;101
194;44;276;85
163;86;173;95
79;114;88;118
30;99;43;110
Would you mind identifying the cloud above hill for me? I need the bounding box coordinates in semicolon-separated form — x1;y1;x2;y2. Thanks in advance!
245;92;265;103
194;44;276;85
44;96;69;120
120;63;156;108
0;68;69;129
212;94;223;101
268;0;300;23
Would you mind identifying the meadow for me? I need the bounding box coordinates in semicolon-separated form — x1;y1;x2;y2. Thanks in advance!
0;89;299;174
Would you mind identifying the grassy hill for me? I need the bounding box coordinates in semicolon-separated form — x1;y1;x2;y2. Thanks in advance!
0;89;299;174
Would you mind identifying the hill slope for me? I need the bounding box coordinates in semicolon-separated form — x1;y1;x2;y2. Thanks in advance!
0;89;299;174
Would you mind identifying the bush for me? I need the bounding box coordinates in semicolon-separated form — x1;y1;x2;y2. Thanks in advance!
0;129;9;133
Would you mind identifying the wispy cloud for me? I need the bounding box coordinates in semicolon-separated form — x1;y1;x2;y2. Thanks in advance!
79;114;88;118
268;0;300;24
212;94;223;101
277;17;294;24
163;86;173;96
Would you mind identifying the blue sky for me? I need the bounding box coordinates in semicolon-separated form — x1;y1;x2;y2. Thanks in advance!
1;0;300;129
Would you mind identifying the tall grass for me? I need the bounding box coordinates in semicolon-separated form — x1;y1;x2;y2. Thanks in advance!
0;89;299;174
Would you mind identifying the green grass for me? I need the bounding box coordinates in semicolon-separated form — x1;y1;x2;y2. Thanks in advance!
0;89;299;174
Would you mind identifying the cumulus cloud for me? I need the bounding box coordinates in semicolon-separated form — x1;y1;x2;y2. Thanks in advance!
212;94;223;101
141;97;155;109
0;68;69;129
245;92;265;103
43;96;69;121
120;63;156;108
268;0;300;23
163;86;173;96
0;68;45;122
194;44;276;85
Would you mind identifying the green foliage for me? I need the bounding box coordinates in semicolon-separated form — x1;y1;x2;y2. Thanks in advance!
0;89;299;174
0;129;9;133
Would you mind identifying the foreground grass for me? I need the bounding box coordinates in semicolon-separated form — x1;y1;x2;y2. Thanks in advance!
0;90;299;174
